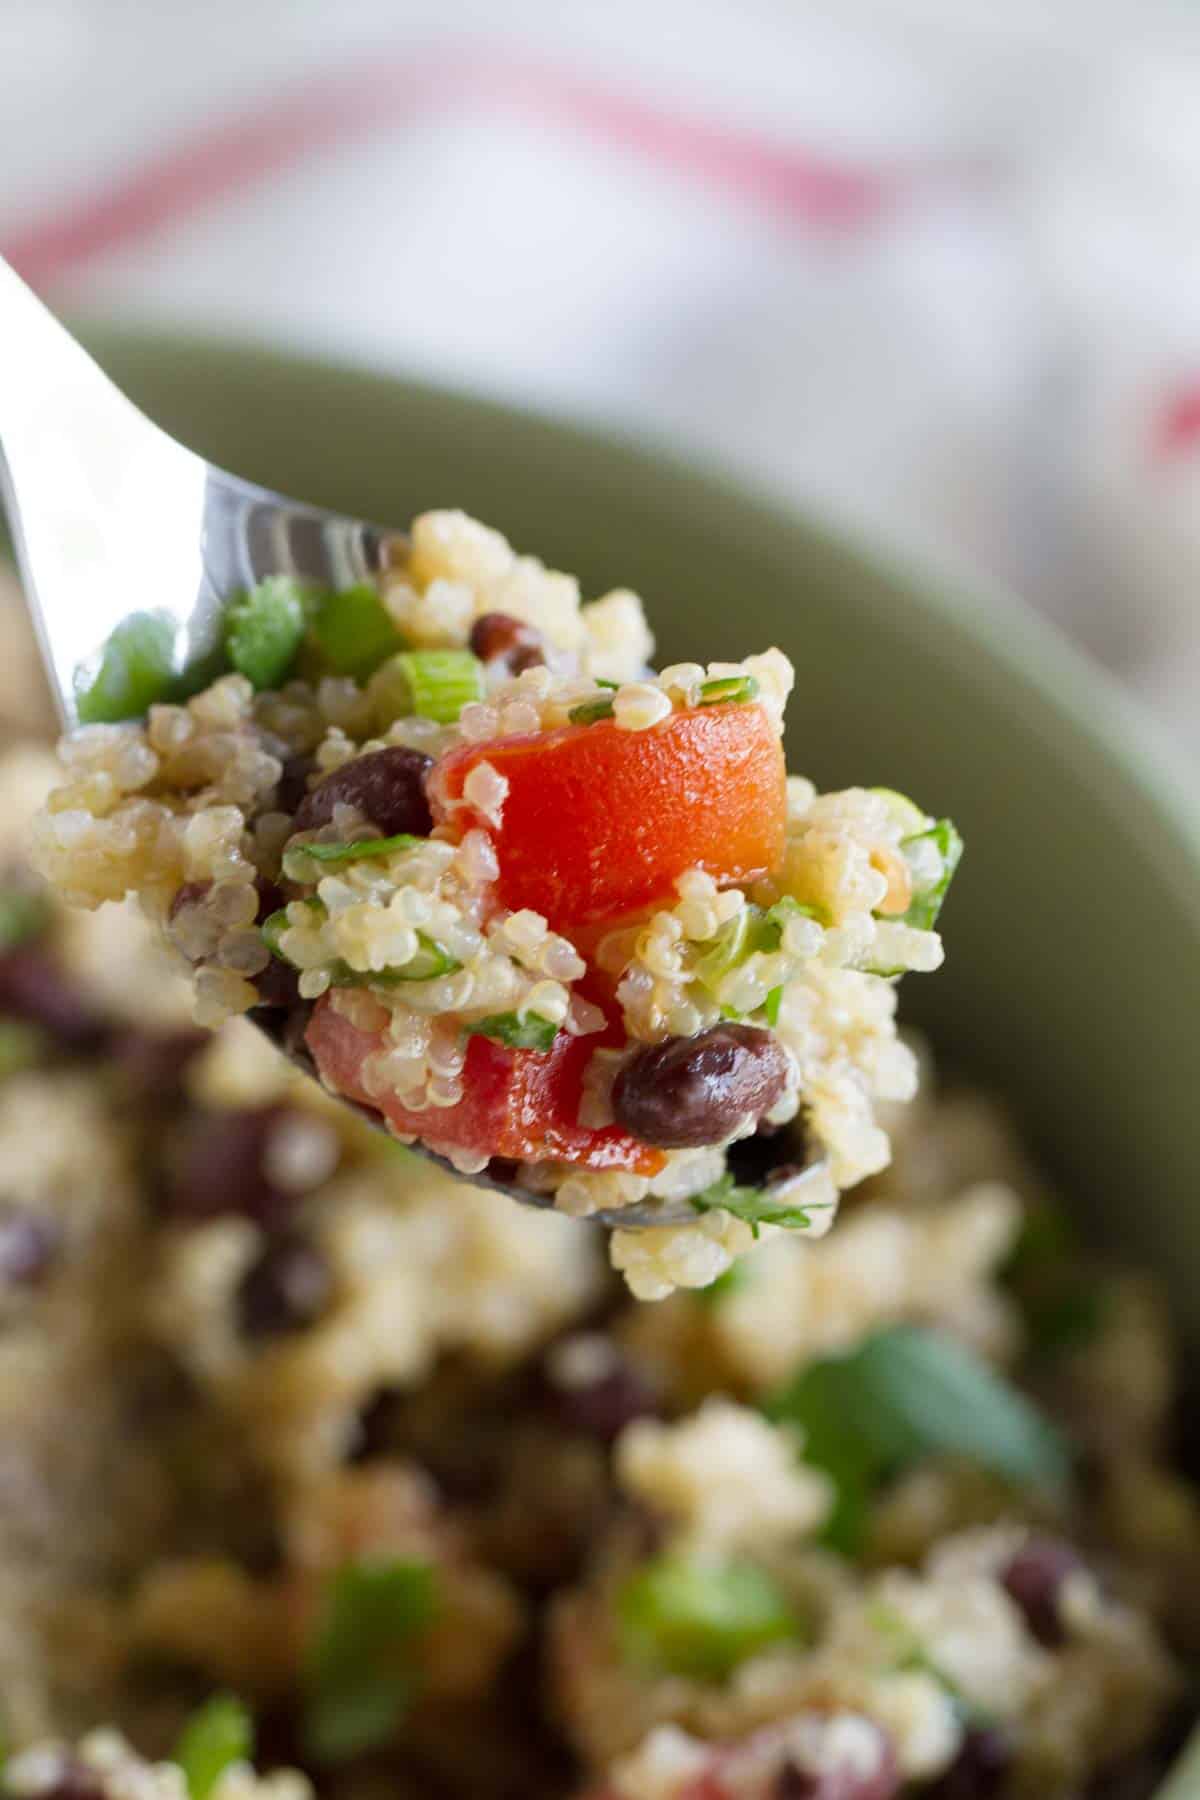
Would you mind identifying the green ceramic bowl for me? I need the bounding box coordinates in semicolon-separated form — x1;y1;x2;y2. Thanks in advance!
21;330;1200;1794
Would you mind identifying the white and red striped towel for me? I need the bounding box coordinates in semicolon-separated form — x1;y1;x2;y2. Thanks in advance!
2;0;1198;752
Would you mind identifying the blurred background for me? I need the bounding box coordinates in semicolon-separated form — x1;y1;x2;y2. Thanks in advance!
1;0;1198;753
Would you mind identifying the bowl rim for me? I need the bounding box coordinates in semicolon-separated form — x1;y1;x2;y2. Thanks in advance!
80;320;1200;913
64;325;1200;1798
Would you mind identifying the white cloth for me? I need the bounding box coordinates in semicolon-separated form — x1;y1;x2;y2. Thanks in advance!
2;0;1198;752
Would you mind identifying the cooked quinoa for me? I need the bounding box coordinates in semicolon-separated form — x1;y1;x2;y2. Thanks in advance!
0;744;1196;1798
33;511;962;1296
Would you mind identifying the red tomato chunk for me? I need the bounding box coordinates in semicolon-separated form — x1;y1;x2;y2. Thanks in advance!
432;702;787;934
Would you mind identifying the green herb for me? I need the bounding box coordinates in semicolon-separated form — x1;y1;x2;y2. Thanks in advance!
378;649;485;724
75;611;178;723
617;1553;799;1680
467;1011;560;1051
301;833;423;867
0;888;49;951
310;584;404;682
689;1172;832;1237
765;1326;1069;1554
896;818;963;932
568;694;616;725
303;1558;436;1763
0;1019;47;1078
594;677;620;689
764;986;784;1027
224;576;307;690
698;674;759;706
174;1695;254;1800
261;906;459;985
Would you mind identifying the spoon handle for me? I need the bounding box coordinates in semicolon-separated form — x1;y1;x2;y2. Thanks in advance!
0;255;212;725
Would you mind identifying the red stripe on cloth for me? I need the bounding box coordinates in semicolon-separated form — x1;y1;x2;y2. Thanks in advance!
1152;381;1200;462
3;46;901;289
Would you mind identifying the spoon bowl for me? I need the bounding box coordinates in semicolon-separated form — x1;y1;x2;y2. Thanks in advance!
0;257;825;1229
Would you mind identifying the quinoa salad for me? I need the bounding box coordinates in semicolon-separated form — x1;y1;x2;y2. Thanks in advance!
31;511;964;1297
0;736;1197;1800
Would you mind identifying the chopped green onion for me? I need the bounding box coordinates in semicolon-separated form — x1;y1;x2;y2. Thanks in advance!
764;986;784;1027
260;905;309;961
698;674;759;706
617;1553;799;1679
896;819;963;932
764;1325;1069;1554
375;649;485;724
688;1172;832;1238
694;908;756;989
303;1558;436;1763
695;898;824;993
171;641;230;704
261;906;458;985
568;694;616;725
224;576;307;690
302;833;423;867
869;787;929;836
0;1019;47;1079
594;677;620;689
75;611;178;723
173;1695;254;1800
310;584;404;682
381;932;461;983
767;895;828;932
0;888;49;951
467;1011;560;1051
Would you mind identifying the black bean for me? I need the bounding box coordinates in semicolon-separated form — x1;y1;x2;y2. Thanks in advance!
165;1104;305;1230
543;1341;658;1445
1001;1536;1083;1648
775;1723;899;1799
924;1727;1013;1799
0;1206;57;1285
237;1233;332;1338
469;611;546;674
291;745;434;837
0;946;108;1051
613;1023;790;1149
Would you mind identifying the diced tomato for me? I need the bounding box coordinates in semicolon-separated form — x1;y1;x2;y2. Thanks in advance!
431;703;786;933
306;994;664;1173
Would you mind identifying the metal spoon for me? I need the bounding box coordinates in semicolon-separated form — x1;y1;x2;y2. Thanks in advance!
0;256;828;1229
